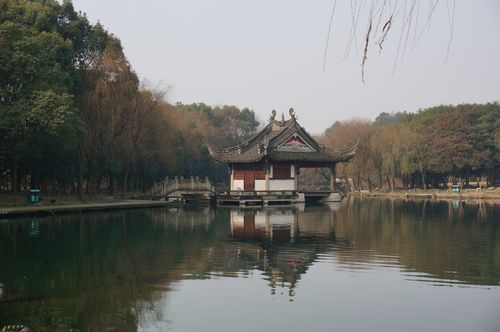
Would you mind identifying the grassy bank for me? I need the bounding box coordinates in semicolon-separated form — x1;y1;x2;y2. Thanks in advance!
0;200;170;218
348;188;500;201
0;192;152;208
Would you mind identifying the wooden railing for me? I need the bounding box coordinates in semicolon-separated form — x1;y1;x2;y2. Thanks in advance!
151;176;215;196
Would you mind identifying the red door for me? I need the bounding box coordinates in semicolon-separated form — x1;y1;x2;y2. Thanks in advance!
244;171;255;191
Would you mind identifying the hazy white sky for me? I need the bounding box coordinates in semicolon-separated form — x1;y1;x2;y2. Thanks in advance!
72;0;500;133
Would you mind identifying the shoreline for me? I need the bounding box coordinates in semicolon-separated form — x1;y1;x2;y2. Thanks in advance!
348;189;500;202
0;200;170;219
2;188;499;218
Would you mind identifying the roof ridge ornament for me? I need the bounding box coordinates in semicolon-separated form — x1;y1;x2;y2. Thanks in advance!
269;109;276;122
289;108;296;120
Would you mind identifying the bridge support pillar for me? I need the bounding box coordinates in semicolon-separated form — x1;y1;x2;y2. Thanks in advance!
295;192;305;203
323;192;341;202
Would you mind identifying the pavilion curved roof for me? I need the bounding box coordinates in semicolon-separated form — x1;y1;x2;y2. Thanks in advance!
208;109;357;164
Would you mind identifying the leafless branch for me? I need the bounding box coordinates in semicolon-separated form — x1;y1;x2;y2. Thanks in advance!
323;0;338;71
444;0;455;62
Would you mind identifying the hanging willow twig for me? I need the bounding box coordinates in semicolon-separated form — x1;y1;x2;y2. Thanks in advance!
444;0;456;62
377;15;393;52
323;0;338;71
361;20;372;83
323;0;452;81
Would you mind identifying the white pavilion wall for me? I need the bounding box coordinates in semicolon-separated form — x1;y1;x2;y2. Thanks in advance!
255;179;266;191
232;180;244;191
230;172;244;191
269;179;295;190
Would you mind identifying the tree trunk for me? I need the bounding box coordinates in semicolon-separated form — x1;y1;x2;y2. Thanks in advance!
11;159;19;194
420;170;426;190
30;164;36;189
416;153;426;189
77;145;84;201
402;174;408;190
123;168;129;194
345;177;352;192
109;175;114;195
89;174;96;197
431;174;439;188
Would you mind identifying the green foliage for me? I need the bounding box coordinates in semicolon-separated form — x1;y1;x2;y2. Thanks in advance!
5;0;495;194
0;0;260;193
374;111;409;125
323;103;500;190
166;103;259;185
177;103;260;147
0;0;85;189
29;90;82;138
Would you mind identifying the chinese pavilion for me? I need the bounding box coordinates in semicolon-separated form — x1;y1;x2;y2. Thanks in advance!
209;109;356;204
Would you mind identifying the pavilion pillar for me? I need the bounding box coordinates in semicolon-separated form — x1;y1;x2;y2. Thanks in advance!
293;164;299;191
229;165;233;191
330;164;336;192
265;163;270;191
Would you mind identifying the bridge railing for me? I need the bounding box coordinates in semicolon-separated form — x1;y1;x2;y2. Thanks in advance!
151;176;215;196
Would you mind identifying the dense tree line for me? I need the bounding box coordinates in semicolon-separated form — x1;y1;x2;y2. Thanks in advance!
2;1;498;197
321;103;500;191
0;0;258;196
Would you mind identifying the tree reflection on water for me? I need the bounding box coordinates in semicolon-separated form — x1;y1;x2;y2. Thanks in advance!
0;198;498;331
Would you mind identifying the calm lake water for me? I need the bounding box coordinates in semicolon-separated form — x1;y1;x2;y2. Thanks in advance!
1;198;499;332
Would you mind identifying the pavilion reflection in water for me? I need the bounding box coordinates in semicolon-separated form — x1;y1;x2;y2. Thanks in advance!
227;206;339;296
229;204;339;241
230;209;297;241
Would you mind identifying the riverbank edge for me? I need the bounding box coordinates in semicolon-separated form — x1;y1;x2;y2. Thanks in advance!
348;190;500;202
0;200;170;219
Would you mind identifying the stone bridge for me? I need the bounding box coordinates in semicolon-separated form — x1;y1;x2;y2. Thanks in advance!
151;176;215;204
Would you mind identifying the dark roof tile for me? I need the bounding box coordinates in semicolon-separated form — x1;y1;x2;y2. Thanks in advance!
208;111;356;164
